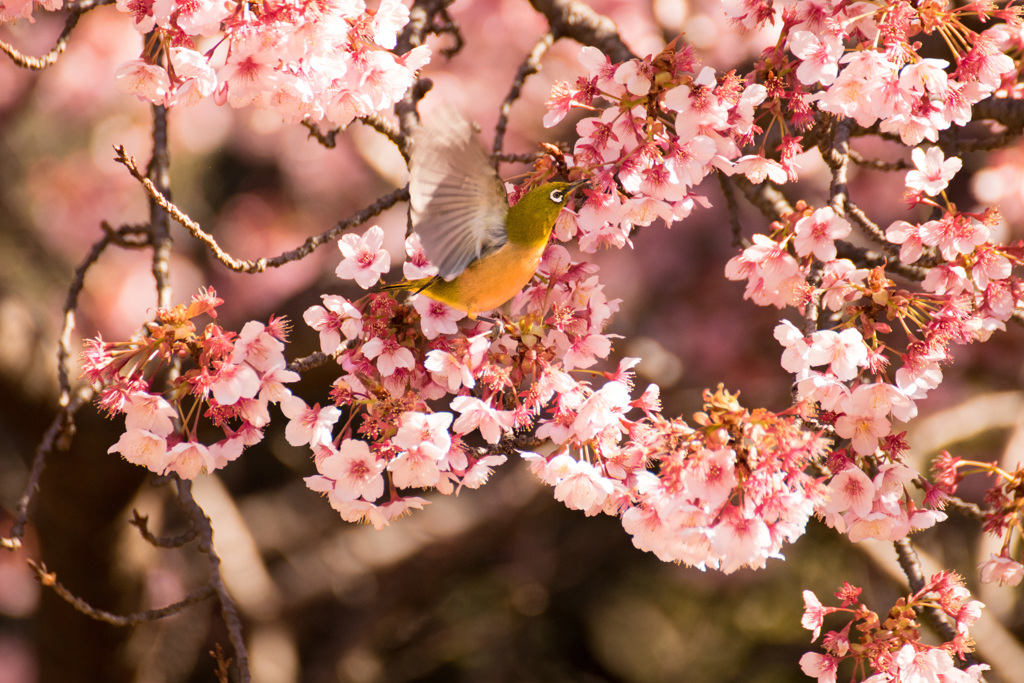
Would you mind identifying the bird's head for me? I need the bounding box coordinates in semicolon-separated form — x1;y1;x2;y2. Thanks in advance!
506;178;588;246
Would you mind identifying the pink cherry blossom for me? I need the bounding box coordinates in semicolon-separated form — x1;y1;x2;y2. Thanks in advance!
459;455;508;491
108;429;168;472
336;225;391;289
922;264;971;296
552;458;615;516
450;396;514;444
164;440;216;479
361;337;416;377
919;216;989;261
793;207;852;262
304;295;363;355
231;320;285;371
167;47;218;107
413;295;465;339
824;468;875;517
834;411;890;455
210;363;260;406
885;220;925;264
280;395;340;447
711;509;772;574
123;392;177;437
801;590;828;641
402;233;438;280
979;554;1024;586
114;59;171;105
905;146;962;196
311;438;386;502
392;411;453;461
789;30;844;86
806;328;868;381
820;259;868;311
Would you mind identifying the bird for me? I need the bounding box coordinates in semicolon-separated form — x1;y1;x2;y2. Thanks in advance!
381;109;586;319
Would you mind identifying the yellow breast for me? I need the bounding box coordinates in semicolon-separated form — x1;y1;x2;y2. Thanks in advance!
422;242;545;317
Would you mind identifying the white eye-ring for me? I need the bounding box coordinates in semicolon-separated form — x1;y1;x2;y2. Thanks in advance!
549;189;564;203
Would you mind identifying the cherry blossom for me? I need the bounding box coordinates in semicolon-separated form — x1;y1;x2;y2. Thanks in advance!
905;146;963;196
789;30;844;86
793;207;852;262
450;396;514;445
979;554;1024;586
280;395;340;448
304;295;363;355
307;439;386;503
336;225;392;289
108;429;169;472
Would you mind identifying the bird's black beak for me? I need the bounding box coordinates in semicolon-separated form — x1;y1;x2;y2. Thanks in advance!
567;178;589;194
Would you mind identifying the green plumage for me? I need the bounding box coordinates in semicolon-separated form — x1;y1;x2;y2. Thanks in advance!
385;108;586;317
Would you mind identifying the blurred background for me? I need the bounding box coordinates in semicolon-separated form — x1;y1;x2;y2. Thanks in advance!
2;0;1024;681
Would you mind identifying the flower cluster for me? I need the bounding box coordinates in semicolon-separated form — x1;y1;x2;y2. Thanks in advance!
112;0;430;124
296;222;622;529
799;575;987;683
537;25;1024;578
609;386;829;572
932;451;1024;586
82;288;298;479
295;214;832;571
544;42;774;252
727;0;1017;145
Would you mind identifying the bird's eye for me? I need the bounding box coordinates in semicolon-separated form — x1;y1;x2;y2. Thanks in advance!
549;189;564;203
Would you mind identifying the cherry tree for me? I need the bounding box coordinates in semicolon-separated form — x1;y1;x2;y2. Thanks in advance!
2;0;1024;681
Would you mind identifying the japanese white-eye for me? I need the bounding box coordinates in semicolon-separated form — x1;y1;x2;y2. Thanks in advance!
382;110;586;318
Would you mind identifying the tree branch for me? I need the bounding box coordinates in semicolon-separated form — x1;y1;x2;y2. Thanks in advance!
528;0;635;62
178;479;250;683
494;33;554;157
28;559;215;624
0;0;114;70
114;145;409;273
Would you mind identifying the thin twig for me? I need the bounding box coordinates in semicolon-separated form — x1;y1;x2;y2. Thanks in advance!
287;351;332;374
115;145;409;273
732;175;794;221
359;114;411;161
130;510;199;549
0;0;114;70
302;121;341;148
834;242;928;281
3;217;128;551
494;33;554;158
717;171;749;250
178;479;250;683
824;118;851;216
28;559;214;624
942;496;986;522
844;199;890;246
848;149;909;171
1;391;91;551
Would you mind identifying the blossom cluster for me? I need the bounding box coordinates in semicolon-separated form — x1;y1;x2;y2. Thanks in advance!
112;0;430;124
534;15;1024;586
545;41;773;251
280;216;829;571
727;0;1017;145
799;575;987;683
82;288;298;479
933;451;1024;586
297;225;623;530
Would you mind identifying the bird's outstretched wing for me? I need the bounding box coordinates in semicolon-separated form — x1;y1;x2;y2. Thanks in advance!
409;109;509;281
